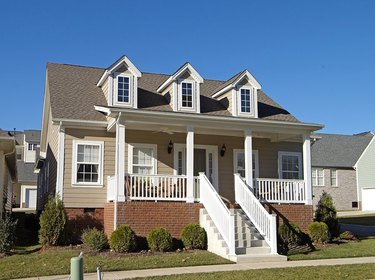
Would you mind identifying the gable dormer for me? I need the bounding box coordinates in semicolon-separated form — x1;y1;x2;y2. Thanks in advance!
212;70;261;118
157;63;203;113
97;56;142;108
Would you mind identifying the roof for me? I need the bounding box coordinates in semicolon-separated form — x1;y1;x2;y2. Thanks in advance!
47;62;299;123
311;133;373;168
24;130;40;143
17;162;37;183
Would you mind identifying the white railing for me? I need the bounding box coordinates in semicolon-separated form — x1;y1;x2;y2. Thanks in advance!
125;174;200;202
200;173;235;256
254;178;306;203
235;174;277;254
107;175;116;201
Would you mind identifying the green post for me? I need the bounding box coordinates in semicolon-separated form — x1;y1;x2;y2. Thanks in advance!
70;256;83;280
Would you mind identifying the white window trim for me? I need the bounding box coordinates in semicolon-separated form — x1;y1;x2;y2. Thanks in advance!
72;140;104;187
278;151;302;179
178;79;196;112
128;143;158;174
233;149;259;179
312;167;324;186
330;169;338;187
113;72;133;107
237;85;255;117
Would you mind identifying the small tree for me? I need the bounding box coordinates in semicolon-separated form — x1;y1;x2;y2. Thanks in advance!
0;215;17;254
39;196;67;246
315;191;339;238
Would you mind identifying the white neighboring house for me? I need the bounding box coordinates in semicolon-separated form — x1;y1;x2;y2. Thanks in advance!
311;132;375;211
12;130;40;212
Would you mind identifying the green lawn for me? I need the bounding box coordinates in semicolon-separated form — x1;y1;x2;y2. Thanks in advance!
0;248;231;279
289;238;375;260
132;264;375;280
339;214;375;226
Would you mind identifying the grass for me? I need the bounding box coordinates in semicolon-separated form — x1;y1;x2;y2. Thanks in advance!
339;214;375;226
288;237;375;260
132;264;375;280
0;247;231;279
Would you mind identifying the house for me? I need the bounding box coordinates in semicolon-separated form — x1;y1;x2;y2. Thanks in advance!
0;129;17;217
12;130;40;211
311;133;375;211
36;55;322;261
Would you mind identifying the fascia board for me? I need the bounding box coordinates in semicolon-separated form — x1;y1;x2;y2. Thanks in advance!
52;118;108;129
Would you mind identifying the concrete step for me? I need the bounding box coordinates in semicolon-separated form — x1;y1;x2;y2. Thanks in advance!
235;246;271;255
236;254;287;264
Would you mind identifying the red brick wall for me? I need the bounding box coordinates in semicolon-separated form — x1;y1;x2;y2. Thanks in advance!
104;203;114;237
262;203;313;231
111;201;202;238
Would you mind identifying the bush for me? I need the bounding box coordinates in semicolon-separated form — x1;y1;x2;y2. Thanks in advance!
39;196;67;246
307;222;329;244
147;227;173;252
109;225;137;253
339;231;359;241
278;222;304;246
180;224;207;250
315;191;339;238
0;215;17;254
81;228;108;252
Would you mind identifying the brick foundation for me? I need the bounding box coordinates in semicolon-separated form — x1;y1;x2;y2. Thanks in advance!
105;201;202;238
262;203;313;231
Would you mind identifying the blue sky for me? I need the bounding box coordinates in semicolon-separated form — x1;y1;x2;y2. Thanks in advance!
1;0;374;134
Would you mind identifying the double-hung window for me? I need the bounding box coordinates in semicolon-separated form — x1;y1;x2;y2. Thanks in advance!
129;144;157;175
330;169;337;186
278;152;302;179
240;88;252;113
233;150;259;179
181;82;193;108
117;75;130;103
73;141;103;186
312;168;324;186
28;143;38;151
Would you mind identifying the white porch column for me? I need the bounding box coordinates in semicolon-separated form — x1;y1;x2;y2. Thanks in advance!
244;129;253;188
303;134;312;205
186;126;194;203
115;121;126;202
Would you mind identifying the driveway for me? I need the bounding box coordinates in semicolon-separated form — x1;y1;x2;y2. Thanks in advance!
340;223;375;237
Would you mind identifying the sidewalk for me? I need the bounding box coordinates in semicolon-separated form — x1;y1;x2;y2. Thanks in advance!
16;256;375;280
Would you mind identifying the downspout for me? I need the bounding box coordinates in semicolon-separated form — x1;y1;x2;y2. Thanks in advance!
113;112;122;230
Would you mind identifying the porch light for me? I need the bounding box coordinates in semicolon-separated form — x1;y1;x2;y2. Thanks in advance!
168;140;173;154
220;144;226;157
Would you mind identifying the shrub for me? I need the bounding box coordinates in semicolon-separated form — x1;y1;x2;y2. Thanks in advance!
81;228;108;252
278;222;304;246
0;215;17;254
307;222;329;244
339;231;359;241
315;191;339;238
147;227;173;252
39;196;67;246
180;224;207;250
109;225;137;253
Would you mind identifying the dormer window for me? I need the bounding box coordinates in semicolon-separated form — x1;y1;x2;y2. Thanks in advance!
240;87;253;113
117;76;130;103
181;82;193;108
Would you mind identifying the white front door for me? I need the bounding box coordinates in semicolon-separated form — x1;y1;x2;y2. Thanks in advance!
174;144;219;190
25;189;37;208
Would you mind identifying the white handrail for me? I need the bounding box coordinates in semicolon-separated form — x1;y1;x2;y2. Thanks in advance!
199;173;235;256
235;174;277;254
254;178;306;203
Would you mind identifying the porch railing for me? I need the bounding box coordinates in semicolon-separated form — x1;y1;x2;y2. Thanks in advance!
235;174;277;254
254;178;306;203
125;174;200;202
200;173;235;256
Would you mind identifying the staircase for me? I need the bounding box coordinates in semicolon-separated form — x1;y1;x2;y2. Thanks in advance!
200;208;286;263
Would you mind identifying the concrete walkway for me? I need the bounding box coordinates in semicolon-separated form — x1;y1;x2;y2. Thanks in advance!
16;256;375;280
337;211;375;217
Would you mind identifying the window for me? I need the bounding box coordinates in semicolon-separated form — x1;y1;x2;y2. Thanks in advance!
278;152;302;179
240;88;252;113
181;82;193;108
234;150;259;179
117;76;130;103
129;144;157;175
28;143;37;151
312;168;324;186
73;141;103;186
331;169;337;186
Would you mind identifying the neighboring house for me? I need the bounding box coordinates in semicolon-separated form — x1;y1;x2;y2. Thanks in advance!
12;130;40;211
36;55;322;261
0;129;17;217
311;133;375;211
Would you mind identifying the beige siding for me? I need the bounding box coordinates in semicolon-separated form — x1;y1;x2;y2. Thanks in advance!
63;128;115;208
356;137;375;201
101;78;109;104
219;91;233;115
161;84;174;109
